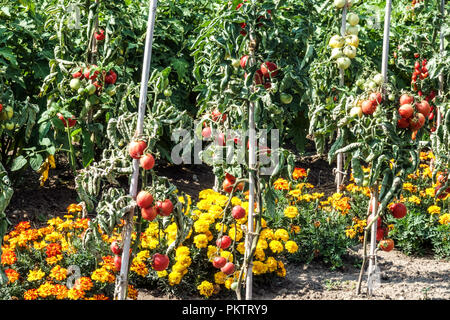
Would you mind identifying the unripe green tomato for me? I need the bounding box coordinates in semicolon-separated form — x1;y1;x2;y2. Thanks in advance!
329;35;345;48
78;87;86;95
230;282;239;291
373;73;384;85
334;0;346;9
331;48;343;60
349;106;363;118
164;88;172;97
5;106;13;120
343;45;357;59
362;178;369;187
347;13;359;26
336;57;351;70
356;78;365;90
106;85;116;96
388;93;395;101
85;99;92;109
5;122;14;130
70;78;81;90
280;93;293;104
346;25;359;36
86;83;96;95
365;81;377;91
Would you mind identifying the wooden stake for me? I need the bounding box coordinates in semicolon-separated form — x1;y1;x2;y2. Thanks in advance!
336;3;348;192
437;0;445;129
114;0;158;300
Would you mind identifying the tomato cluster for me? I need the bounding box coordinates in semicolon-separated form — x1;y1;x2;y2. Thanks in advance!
0;102;15;131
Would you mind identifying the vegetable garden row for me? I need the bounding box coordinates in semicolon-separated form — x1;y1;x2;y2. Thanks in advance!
0;0;449;300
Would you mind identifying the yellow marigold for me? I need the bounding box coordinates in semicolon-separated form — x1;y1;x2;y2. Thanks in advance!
285;240;298;253
197;199;212;211
127;285;138;300
67;288;85;300
345;228;357;239
172;262;188;274
52;284;69;300
288;189;302;198
408;195;421;205
403;182;417;193
131;261;149;277
231;197;242;206
208;204;224;219
37;282;55;298
23;289;38;300
269;240;283;254
207;245;218;259
214;271;227;285
28;269;46;282
176;255;192;268
193;219;210;234
197;280;214;297
236;242;246;255
224;277;234;290
427;205;441;215
260;228;275;240
228;227;243;242
256;239;268;250
74;277;93;292
439;213;450;225
252;261;268;275
91;267;115;283
157;270;168;278
284;206;298;219
254;247;266;261
199;189;217;199
215;222;227;233
49;265;67;281
67;203;82;214
276;261;286;277
265;256;278;272
274;229;289;242
193;233;209;249
273;178;289;190
424;187;435;197
220;250;233;263
46;254;63;265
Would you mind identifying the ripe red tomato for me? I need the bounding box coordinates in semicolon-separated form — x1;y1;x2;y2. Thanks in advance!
152;253;170;271
221;262;235;275
114;255;122;272
128;140;147;159
414;61;420;70
398;104;414;119
409;113;425;131
260;61;279;78
0;103;2;112
254;69;264;85
399;94;414;106
416;100;431;118
212;256;227;269
105;70;117;84
240;55;249;69
223;178;234;193
72;68;84;79
157;199;173;216
94;29;105;41
216;235;232;249
369;92;382;105
389;203;407;219
231;205;246;219
361;100;376;115
110;241;122;255
84;65;99;80
376;227;387;242
202;127;212;139
140;154;155;170
379;239;394;252
397;117;410;129
211;109;226;122
136;190;154;209
141;206;158;221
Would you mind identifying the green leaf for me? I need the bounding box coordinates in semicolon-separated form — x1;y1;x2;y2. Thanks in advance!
10;156;27;172
29;153;44;171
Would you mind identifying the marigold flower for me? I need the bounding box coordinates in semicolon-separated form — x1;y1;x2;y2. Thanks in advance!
5;268;20;284
37;282;55;298
274;229;289;242
214;271;227;285
269;240;283;254
265;257;278;272
285;240;299;253
228;227;243;242
49;265;68;281
23;289;38;300
197;280;214;297
427;205;441;215
168;271;183;286
127;285;138;300
1;249;17;265
252;261;268;275
439;213;450;225
193;233;209;249
292;167;308;180
273;178;289;190
283;206;298;219
28;269;46;282
67;288;85;300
